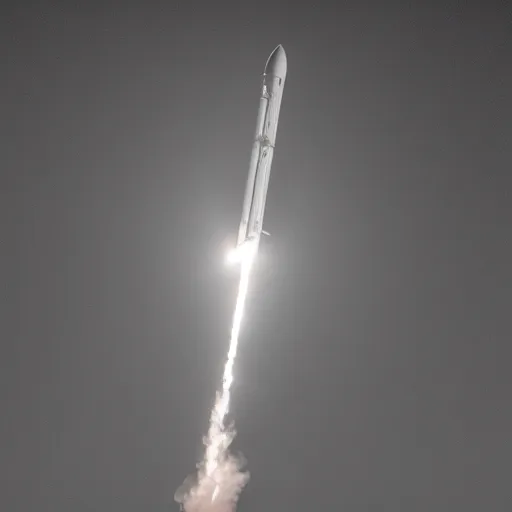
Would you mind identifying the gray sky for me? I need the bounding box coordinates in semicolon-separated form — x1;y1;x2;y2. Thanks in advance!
2;2;512;511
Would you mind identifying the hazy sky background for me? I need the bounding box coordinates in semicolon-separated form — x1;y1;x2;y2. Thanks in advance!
2;2;511;511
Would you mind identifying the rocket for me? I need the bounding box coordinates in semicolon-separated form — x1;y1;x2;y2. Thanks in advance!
236;45;287;252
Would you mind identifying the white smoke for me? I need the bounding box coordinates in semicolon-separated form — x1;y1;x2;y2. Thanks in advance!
175;242;257;512
177;431;249;512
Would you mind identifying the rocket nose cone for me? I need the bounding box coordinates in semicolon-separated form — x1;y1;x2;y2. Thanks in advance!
264;45;287;78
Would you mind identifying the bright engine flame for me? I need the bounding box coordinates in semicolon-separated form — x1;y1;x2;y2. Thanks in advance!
225;242;254;266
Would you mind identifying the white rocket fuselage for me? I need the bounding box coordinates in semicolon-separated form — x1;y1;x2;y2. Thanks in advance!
237;45;287;249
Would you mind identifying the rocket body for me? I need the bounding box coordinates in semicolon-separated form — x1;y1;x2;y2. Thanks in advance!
236;45;287;250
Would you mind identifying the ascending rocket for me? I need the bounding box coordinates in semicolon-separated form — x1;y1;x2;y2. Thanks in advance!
236;45;287;251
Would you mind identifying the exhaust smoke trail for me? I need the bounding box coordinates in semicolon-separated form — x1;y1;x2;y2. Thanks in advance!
175;242;257;512
205;243;256;477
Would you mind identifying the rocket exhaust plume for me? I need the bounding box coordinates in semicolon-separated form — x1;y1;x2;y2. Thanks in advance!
175;245;255;512
175;45;287;512
205;244;256;478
